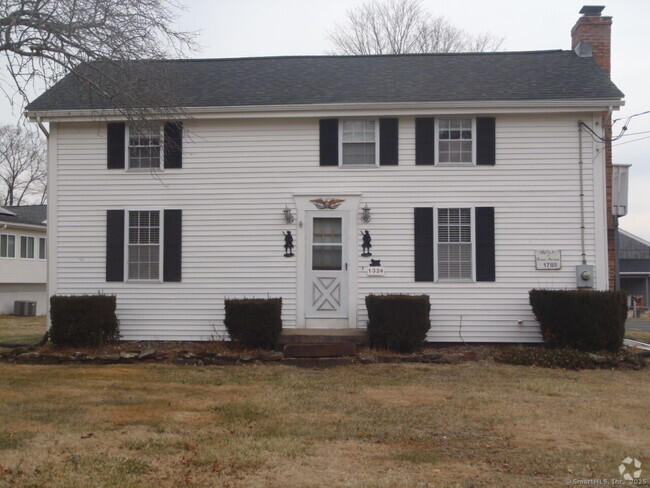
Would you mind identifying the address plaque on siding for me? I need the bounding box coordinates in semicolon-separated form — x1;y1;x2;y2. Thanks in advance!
535;250;561;270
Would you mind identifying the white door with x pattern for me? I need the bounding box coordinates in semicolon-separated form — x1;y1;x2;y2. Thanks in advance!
305;211;349;319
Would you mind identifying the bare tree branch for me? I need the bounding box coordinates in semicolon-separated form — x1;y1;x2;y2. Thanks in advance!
0;0;197;120
0;124;46;205
328;0;504;55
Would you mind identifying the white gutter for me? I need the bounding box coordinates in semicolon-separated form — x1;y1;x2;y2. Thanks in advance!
0;222;47;231
27;98;625;122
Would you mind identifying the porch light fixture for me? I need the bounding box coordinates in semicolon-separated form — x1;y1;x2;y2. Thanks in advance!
283;205;295;224
361;204;371;223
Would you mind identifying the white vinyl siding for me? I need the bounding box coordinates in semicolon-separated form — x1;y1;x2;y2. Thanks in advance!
52;112;604;342
1;234;15;258
340;120;379;166
20;236;35;259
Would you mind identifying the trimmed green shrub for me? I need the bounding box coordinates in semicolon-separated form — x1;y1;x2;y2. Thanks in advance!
529;289;627;352
224;298;282;349
365;294;431;352
49;295;120;347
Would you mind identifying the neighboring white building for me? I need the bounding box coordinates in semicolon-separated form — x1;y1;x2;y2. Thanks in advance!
26;7;623;341
0;205;47;315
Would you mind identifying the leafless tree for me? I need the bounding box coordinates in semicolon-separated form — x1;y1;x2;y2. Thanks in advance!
0;125;46;206
328;0;504;55
0;0;196;118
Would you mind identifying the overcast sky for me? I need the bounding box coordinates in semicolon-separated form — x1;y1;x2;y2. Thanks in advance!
2;0;648;240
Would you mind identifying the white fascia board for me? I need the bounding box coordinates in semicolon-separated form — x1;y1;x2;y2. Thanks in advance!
0;222;47;232
27;98;625;122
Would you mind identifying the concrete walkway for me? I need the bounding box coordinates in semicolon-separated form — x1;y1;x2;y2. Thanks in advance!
626;320;650;331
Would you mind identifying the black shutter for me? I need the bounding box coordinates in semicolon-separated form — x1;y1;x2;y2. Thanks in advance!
475;207;495;282
106;210;124;282
164;122;183;169
414;207;434;281
379;118;398;165
476;117;496;166
319;119;339;166
107;123;125;169
415;118;435;165
163;209;182;282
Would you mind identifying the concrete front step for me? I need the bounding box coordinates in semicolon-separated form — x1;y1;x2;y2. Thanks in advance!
278;329;368;346
283;343;356;358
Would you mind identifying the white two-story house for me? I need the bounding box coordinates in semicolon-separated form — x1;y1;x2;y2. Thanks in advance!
0;205;47;315
26;6;623;342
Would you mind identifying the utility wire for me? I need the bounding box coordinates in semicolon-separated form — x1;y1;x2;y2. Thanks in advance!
613;110;650;124
579;120;627;143
613;135;650;147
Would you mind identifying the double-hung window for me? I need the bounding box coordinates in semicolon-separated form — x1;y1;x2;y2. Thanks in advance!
128;125;163;169
340;120;379;167
128;210;161;280
39;237;47;260
0;234;15;258
437;208;473;280
436;118;475;165
20;236;35;259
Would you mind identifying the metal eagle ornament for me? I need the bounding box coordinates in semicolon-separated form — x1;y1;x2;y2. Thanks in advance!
310;198;345;209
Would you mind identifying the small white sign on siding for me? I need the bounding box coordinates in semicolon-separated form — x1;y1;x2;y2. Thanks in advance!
366;267;385;276
535;250;561;270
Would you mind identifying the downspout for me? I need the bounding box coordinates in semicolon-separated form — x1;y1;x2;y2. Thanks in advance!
36;117;49;139
577;121;587;265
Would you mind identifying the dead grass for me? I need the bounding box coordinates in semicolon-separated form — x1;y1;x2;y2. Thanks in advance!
0;362;648;487
0;315;47;345
626;330;650;343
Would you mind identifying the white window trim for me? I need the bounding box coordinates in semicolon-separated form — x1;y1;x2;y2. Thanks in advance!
0;233;16;259
124;209;164;283
434;117;477;167
434;206;476;283
125;124;165;171
338;118;380;168
38;237;47;260
19;235;35;260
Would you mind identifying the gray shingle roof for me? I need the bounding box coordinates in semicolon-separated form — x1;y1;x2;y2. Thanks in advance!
0;205;47;227
27;50;623;112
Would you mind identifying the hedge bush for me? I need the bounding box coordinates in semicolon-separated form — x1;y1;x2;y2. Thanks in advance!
529;289;627;352
224;298;282;349
49;295;120;347
365;294;430;352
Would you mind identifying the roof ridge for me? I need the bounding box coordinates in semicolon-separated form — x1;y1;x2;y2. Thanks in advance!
91;49;570;64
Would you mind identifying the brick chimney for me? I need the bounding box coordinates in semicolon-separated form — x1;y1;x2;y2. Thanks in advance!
571;5;612;75
572;6;617;290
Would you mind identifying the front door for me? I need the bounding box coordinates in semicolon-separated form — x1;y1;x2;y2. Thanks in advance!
305;211;348;320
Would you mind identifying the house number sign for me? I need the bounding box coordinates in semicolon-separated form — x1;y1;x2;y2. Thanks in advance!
366;267;385;276
535;250;561;270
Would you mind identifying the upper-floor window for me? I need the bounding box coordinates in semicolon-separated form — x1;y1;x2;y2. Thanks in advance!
128;210;160;280
0;234;15;258
436;118;475;165
437;208;473;280
128;125;163;169
39;237;47;260
340;120;379;167
20;236;35;259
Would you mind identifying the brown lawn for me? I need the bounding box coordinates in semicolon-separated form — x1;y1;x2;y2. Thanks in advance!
0;361;648;488
0;315;47;345
626;330;650;343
